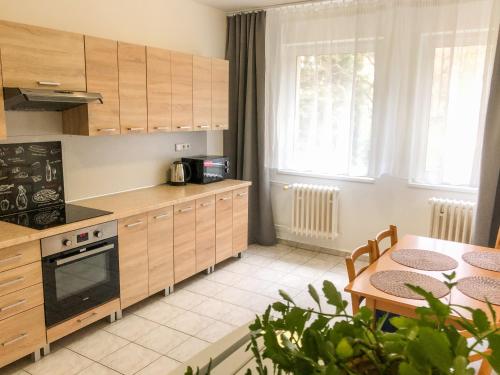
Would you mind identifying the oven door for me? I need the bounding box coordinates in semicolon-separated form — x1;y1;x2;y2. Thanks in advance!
42;237;119;327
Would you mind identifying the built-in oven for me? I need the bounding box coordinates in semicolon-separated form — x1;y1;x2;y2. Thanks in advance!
41;221;119;327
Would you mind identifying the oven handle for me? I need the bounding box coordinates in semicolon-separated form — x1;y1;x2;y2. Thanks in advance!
55;244;115;266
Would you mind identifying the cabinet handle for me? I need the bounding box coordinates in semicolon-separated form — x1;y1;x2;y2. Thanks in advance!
214;124;223;128
77;312;97;323
2;333;28;347
154;213;170;220
0;299;27;312
97;128;118;133
37;81;61;86
237;192;247;197
200;202;212;207
197;125;210;129
218;196;231;201
125;221;143;228
154;126;170;131
0;254;22;265
0;276;24;289
127;127;144;132
178;207;193;213
176;126;191;130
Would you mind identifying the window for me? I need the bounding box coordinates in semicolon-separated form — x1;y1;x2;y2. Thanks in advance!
412;36;488;188
281;51;375;178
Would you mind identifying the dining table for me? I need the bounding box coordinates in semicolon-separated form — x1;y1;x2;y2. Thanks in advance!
344;234;500;323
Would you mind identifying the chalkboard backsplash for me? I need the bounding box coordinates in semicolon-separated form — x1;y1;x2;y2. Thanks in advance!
0;141;65;216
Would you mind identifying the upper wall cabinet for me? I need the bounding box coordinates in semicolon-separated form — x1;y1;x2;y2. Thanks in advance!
0;51;6;140
171;52;193;132
118;42;148;135
193;56;212;131
147;47;172;133
211;58;229;130
0;21;85;91
63;36;120;136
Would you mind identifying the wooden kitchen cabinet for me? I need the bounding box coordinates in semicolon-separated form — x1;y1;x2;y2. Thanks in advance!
147;47;172;133
233;187;249;255
173;201;196;282
148;206;174;295
63;36;120;136
171;52;193;132
195;195;216;272
118;42;147;134
211;58;229;130
215;192;233;263
193;56;212;131
0;20;86;91
118;214;149;308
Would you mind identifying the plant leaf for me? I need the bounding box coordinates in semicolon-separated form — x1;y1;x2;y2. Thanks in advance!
418;327;453;372
279;289;295;305
472;309;490;333
322;281;346;313
308;284;321;311
399;362;421;375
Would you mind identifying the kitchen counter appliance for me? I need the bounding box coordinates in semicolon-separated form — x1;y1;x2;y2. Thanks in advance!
41;221;119;327
169;161;191;186
181;156;230;184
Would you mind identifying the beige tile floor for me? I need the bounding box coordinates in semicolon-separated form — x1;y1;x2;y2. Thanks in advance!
0;244;351;375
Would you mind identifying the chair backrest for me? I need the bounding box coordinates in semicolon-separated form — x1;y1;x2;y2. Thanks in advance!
495;226;500;249
374;225;398;258
345;240;377;283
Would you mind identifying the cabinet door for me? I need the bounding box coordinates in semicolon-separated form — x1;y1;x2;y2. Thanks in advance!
195;195;216;272
118;214;149;309
215;192;233;263
171;52;193;132
193;56;212;131
85;36;120;135
0;20;85;91
118;42;147;134
173;201;196;282
233;187;249;254
148;206;174;295
211;58;229;130
147;47;172;133
0;51;5;140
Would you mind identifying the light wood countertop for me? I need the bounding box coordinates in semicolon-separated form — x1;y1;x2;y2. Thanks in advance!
0;180;251;250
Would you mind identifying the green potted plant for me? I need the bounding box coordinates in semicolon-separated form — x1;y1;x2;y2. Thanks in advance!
187;273;499;374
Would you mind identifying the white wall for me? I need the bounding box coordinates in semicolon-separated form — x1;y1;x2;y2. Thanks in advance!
0;0;226;201
271;174;477;253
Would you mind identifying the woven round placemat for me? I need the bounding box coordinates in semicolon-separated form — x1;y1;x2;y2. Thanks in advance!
391;249;458;271
457;276;500;305
370;270;450;300
462;251;500;272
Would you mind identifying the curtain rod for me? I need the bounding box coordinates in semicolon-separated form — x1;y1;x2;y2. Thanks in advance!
226;0;342;16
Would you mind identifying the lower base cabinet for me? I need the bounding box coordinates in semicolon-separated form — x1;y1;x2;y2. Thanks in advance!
195;196;216;272
118;214;149;309
148;207;174;295
215;192;233;263
0;306;45;368
173;202;196;282
233;187;249;255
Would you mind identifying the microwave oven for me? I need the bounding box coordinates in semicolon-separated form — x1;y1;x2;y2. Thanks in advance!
181;156;230;184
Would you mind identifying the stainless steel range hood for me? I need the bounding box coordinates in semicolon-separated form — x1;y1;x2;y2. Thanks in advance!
3;87;103;111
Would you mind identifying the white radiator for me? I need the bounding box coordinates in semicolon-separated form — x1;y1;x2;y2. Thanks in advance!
287;183;339;239
429;197;476;244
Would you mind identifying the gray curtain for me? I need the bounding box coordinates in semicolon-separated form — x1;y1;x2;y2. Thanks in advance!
473;30;500;247
225;11;277;245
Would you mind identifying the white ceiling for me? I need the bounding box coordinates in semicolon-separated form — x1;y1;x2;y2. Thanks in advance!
195;0;304;12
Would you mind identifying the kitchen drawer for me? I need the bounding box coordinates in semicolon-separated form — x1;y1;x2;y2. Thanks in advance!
0;283;43;321
215;192;233;263
0;262;42;297
47;299;119;344
0;305;46;368
118;214;149;309
0;241;40;273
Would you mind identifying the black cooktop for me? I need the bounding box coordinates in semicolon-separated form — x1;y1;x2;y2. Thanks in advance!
0;204;112;230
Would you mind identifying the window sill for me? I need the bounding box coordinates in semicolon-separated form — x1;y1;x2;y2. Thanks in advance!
407;181;478;194
274;169;375;184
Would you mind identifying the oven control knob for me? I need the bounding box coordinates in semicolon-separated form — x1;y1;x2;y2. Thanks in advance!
94;230;103;238
62;239;73;247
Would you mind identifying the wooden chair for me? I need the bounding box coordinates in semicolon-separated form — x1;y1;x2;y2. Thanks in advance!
374;225;398;259
345;240;377;314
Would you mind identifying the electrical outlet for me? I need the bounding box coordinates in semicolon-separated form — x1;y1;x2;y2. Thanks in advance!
175;143;191;152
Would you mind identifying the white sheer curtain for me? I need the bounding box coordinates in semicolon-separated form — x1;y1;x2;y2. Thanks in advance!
265;0;499;187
